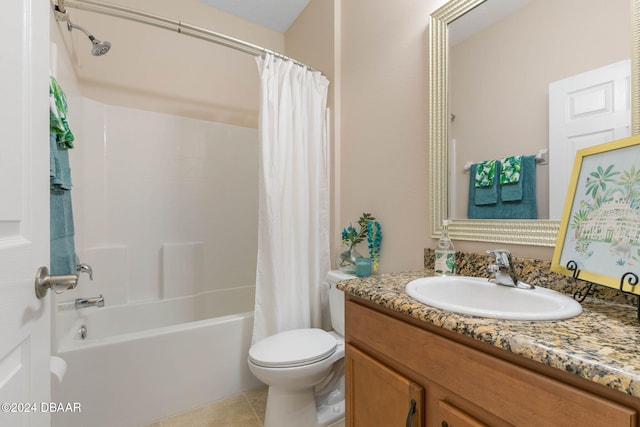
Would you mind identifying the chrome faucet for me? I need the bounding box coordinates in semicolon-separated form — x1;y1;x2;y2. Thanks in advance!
75;294;104;309
76;263;93;280
486;249;534;289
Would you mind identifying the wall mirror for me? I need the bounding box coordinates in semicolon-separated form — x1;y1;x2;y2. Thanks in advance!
428;0;640;246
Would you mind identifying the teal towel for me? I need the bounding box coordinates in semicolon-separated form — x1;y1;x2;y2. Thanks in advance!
474;160;498;205
50;132;72;191
50;187;76;275
468;156;537;219
50;129;76;275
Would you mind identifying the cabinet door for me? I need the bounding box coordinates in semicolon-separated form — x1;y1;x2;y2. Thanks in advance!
438;401;487;427
346;344;424;427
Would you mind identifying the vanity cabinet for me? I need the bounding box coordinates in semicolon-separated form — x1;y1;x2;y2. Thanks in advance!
345;296;638;427
346;344;424;426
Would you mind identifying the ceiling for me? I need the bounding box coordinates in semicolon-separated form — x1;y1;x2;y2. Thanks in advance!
198;0;311;32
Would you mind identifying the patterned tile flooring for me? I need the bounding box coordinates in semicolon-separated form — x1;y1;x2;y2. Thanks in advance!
145;386;345;427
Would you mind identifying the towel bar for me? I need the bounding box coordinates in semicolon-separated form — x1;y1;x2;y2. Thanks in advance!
463;149;548;174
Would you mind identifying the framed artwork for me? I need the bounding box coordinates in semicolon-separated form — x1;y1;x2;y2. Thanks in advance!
551;135;640;295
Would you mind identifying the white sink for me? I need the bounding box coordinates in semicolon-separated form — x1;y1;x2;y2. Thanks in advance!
405;276;582;320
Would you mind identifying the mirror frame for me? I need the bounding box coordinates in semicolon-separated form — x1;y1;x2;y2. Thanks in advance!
429;0;640;246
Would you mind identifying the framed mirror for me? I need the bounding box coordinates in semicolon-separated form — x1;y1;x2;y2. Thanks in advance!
428;0;640;246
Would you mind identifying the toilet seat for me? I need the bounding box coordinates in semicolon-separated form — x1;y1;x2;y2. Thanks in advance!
249;328;337;368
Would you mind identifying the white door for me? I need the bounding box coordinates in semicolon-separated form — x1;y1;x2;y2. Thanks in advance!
549;59;631;219
0;1;51;426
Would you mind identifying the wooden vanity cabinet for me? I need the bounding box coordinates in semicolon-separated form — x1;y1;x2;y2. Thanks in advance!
346;344;424;426
345;296;639;427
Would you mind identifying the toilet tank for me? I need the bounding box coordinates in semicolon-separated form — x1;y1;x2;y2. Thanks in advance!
326;270;356;336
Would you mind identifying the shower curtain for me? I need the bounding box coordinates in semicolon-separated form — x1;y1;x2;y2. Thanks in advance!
252;53;331;344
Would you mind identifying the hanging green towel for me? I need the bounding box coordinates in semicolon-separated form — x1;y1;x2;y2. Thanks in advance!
50;76;75;149
474;160;498;205
474;159;496;187
500;155;522;184
501;155;523;202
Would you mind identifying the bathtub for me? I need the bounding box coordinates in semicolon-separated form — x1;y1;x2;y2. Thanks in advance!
52;286;263;427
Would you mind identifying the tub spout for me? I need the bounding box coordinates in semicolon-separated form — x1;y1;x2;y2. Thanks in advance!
75;295;104;309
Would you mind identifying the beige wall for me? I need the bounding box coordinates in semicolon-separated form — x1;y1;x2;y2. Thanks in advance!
339;0;442;272
286;0;335;93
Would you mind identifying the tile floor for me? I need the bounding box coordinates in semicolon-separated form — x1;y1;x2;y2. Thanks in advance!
145;386;346;427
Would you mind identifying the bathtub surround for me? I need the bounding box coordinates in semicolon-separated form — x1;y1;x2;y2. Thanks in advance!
65;97;258;303
253;53;331;344
161;242;205;299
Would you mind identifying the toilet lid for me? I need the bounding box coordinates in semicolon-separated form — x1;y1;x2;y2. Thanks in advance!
249;328;337;368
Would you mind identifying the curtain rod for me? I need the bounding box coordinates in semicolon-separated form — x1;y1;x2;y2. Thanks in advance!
54;0;323;74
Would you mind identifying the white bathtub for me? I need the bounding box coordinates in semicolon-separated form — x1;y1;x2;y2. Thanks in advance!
52;286;262;427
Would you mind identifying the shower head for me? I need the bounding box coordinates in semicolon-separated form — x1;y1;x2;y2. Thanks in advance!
67;20;111;56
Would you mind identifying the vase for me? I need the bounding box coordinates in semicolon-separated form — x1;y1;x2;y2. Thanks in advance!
337;245;363;274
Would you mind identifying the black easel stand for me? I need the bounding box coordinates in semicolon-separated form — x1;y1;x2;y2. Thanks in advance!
567;260;640;322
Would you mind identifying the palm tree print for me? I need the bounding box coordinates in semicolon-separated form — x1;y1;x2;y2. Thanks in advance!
617;165;640;202
585;164;619;199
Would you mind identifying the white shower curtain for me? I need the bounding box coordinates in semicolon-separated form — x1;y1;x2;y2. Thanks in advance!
252;53;331;344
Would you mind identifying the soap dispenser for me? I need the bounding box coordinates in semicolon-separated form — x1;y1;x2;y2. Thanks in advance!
434;220;455;275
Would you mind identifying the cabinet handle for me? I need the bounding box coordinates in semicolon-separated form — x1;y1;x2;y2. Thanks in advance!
405;399;416;427
441;422;449;427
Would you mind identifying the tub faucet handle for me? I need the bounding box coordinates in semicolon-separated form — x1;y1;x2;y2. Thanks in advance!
77;263;93;280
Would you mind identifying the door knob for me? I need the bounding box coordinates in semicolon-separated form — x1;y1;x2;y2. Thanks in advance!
34;266;78;299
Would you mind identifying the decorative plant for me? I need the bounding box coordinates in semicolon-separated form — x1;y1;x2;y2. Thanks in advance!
341;213;375;248
340;213;382;273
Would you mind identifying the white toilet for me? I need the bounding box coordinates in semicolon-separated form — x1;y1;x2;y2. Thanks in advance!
248;270;355;427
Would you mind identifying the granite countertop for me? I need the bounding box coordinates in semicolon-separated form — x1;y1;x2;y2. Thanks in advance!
337;269;640;399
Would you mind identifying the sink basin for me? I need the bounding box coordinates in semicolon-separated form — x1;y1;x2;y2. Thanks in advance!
405;276;582;320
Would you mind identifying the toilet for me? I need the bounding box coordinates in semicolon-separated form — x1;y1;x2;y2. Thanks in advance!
248;270;355;427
